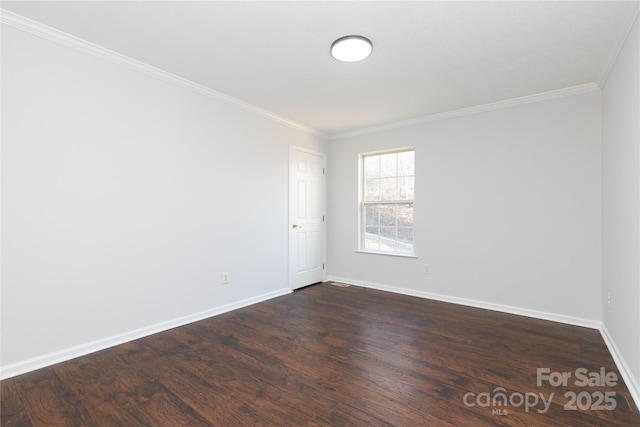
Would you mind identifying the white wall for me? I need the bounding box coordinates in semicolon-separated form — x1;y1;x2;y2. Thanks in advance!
602;15;640;389
1;25;326;372
328;91;602;322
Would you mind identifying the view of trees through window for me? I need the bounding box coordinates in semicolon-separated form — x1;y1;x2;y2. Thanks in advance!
361;149;414;254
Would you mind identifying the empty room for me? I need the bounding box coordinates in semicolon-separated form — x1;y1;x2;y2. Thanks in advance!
1;1;639;426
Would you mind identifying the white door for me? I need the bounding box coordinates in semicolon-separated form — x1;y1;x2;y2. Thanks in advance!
289;147;325;290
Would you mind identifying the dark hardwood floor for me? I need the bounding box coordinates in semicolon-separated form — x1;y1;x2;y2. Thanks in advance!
2;283;639;426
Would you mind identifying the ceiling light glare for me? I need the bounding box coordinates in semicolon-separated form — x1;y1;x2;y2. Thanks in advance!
331;35;372;63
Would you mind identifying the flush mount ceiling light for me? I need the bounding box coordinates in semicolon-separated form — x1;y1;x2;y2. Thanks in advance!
330;35;373;62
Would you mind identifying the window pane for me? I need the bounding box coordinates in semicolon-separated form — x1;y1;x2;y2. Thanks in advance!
380;178;397;201
365;204;379;226
396;203;413;227
379;205;396;226
397;227;413;245
380;226;396;239
398;176;415;200
364;155;380;179
364;178;380;201
397;228;414;253
379;227;396;252
364;227;379;250
398;151;414;176
380;153;397;177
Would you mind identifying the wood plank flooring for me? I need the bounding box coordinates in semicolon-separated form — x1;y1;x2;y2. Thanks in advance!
2;283;639;426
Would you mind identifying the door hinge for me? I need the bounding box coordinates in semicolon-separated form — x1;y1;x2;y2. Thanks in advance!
323;264;325;270
323;215;325;222
323;168;325;175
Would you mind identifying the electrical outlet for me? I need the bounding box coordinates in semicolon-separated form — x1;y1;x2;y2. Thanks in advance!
607;292;611;309
424;264;430;274
222;272;229;285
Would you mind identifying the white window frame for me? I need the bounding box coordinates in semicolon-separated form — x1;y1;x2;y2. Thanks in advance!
358;147;416;257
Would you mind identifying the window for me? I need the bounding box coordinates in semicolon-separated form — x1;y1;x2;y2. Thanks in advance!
360;148;415;255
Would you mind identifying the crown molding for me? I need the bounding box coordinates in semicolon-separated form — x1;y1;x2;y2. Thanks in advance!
330;83;600;140
1;8;615;142
0;9;326;139
596;3;639;88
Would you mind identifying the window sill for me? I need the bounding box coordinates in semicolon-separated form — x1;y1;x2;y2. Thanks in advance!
355;250;418;259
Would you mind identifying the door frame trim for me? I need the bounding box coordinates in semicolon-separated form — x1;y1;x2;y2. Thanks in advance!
288;145;327;290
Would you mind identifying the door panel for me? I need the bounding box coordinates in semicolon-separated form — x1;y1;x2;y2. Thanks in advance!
297;180;306;218
289;148;325;289
296;233;306;272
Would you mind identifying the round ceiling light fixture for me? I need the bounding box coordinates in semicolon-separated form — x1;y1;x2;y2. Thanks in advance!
330;35;373;62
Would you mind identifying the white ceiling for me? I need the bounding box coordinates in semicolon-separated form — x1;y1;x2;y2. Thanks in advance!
2;1;638;136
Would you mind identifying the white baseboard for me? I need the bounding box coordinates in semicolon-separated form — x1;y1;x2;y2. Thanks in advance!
327;276;601;329
5;279;639;411
600;324;640;410
328;275;640;410
0;288;292;380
